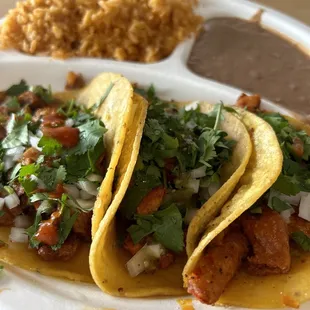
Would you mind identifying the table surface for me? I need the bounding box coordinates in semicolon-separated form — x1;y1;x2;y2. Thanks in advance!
0;0;309;25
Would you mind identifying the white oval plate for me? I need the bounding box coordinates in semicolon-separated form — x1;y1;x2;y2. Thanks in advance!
0;0;309;309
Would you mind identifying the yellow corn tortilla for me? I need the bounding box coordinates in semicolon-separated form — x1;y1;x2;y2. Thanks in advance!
90;102;252;297
0;73;134;282
75;73;134;238
183;109;306;308
186;104;252;256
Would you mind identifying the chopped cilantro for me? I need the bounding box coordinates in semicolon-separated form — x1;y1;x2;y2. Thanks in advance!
69;120;107;156
5;97;20;112
2;122;28;149
128;204;184;253
38;137;62;156
6;80;29;96
51;195;79;250
291;231;310;251
258;113;310;199
30;85;53;103
268;196;291;212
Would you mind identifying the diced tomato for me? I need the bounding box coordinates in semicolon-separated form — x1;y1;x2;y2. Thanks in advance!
42;126;80;148
35;221;59;246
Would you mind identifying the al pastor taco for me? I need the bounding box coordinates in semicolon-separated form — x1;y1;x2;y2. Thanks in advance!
0;72;134;282
90;86;253;296
184;94;310;309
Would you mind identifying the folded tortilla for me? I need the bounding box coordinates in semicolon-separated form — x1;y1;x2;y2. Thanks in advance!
0;73;134;282
89;101;253;296
183;109;310;309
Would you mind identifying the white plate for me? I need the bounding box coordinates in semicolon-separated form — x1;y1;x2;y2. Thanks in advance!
0;0;309;309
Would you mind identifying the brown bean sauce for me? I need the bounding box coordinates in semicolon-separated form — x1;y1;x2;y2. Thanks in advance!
187;17;310;114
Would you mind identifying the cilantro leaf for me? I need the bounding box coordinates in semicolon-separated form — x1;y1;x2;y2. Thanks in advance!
20;178;37;196
291;231;310;251
6;97;20;112
120;172;161;219
30;193;49;203
6;80;29;96
128;204;184;253
268;196;291;212
69;120;107;156
38;165;66;191
38;136;62;156
19;163;39;178
30;85;53;103
2;123;28;149
51;197;79;251
0;210;5;217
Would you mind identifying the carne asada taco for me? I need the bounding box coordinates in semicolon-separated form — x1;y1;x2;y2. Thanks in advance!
184;94;310;309
90;87;253;296
0;72;133;282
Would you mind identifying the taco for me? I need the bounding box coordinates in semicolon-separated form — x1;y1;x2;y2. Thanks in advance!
90;86;253;296
183;94;310;309
0;72;133;282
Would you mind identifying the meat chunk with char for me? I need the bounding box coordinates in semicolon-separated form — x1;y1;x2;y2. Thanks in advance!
65;71;86;90
18;91;46;110
236;93;261;113
288;213;310;237
136;186;166;215
37;234;80;261
187;230;248;304
241;207;291;275
72;211;92;241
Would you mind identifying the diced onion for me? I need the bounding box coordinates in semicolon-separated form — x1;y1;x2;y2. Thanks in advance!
278;193;302;206
80;190;93;200
63;184;80;199
36;130;43;138
76;199;95;210
208;183;221;197
3;155;14;171
14;215;32;228
184;208;199;225
0;198;4;210
77;181;98;196
185;101;199;111
30;175;46;190
9;227;28;243
4;193;20;210
185;179;200;194
280;208;295;223
29;134;41;150
126;244;165;278
65;119;75;127
189;166;207;179
6;146;25;157
147;244;165;258
299;193;310;222
86;173;104;183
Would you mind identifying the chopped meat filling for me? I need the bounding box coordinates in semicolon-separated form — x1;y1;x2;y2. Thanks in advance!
241;207;291;275
187;230;248;304
236;93;261;113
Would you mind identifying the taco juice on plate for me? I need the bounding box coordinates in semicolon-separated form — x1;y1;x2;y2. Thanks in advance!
90;86;253;296
0;72;134;282
184;95;310;308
